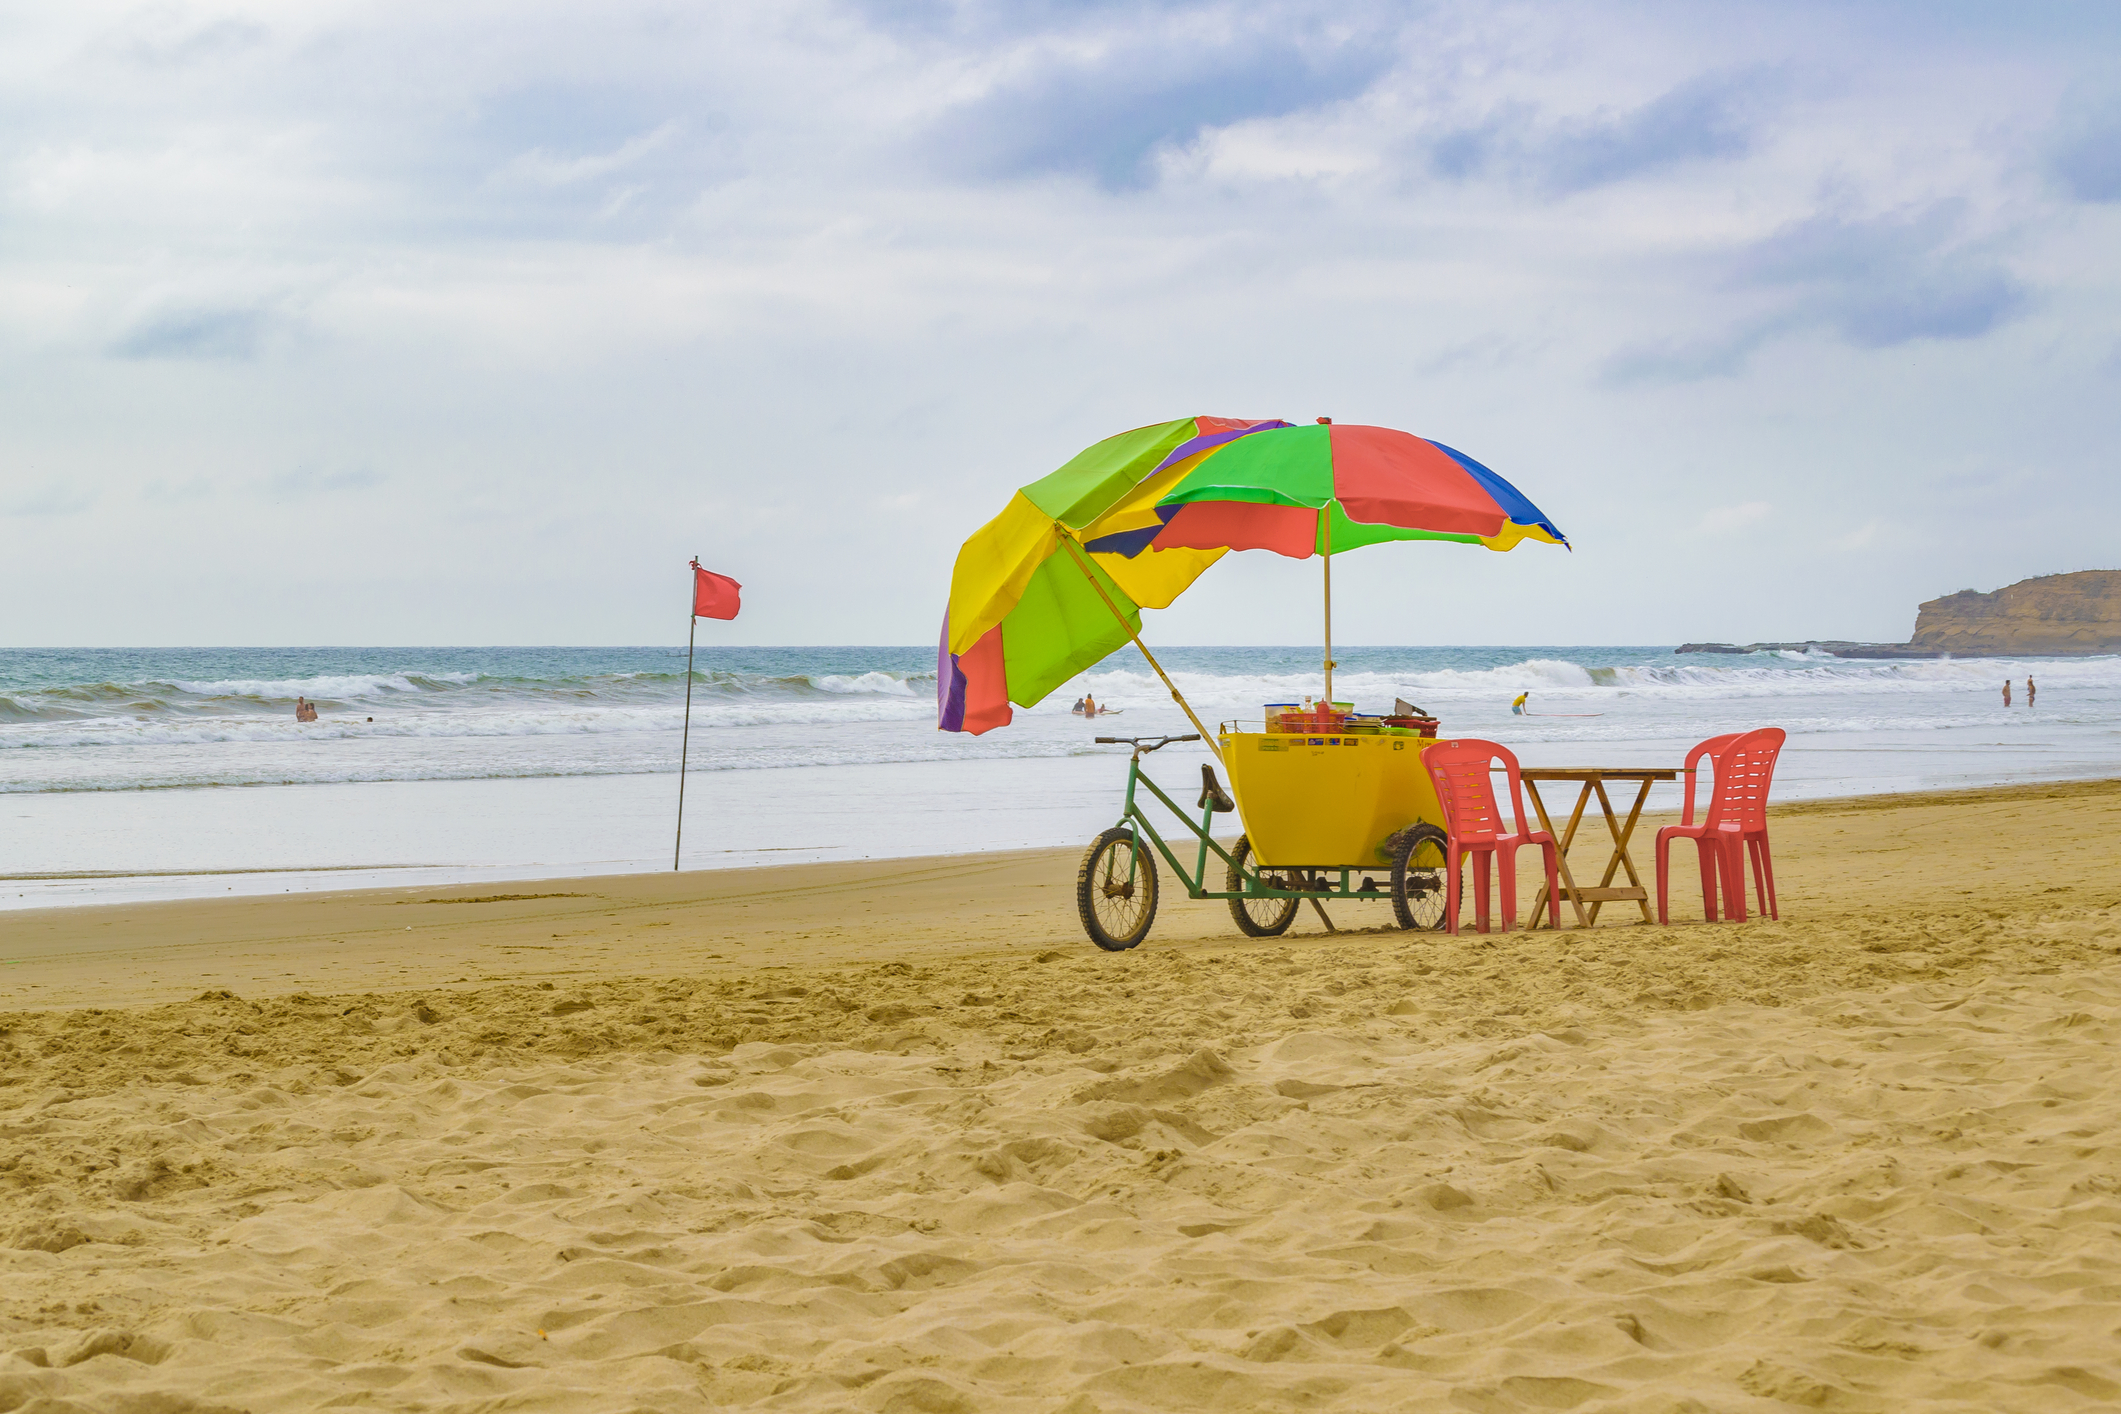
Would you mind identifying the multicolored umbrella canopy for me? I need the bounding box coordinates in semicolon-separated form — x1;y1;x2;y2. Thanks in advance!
938;417;1566;736
1082;420;1566;560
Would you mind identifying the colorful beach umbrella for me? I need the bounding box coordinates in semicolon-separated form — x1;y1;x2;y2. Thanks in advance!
938;416;1566;735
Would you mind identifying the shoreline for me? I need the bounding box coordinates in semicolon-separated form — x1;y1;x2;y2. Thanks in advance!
5;776;2115;1012
8;756;2121;916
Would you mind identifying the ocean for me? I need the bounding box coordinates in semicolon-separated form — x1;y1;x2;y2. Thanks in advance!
3;645;2115;909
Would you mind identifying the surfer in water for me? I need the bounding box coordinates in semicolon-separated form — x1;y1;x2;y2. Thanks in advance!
1512;692;1528;716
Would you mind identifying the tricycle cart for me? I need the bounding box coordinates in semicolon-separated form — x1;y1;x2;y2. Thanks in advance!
1076;729;1454;950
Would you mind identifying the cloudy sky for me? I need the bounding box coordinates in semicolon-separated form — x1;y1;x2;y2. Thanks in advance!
3;0;2117;647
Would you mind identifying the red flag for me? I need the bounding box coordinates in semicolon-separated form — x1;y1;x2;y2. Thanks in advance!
691;560;741;620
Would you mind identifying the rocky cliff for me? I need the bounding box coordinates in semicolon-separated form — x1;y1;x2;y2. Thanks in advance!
1676;570;2121;657
1910;571;2121;656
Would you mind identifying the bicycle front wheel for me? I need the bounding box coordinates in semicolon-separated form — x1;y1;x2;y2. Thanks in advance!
1077;827;1158;951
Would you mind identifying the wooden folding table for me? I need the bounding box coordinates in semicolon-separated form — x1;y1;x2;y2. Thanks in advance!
1520;768;1678;928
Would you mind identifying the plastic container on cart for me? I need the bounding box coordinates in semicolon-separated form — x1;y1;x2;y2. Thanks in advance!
1384;715;1441;738
1274;712;1343;733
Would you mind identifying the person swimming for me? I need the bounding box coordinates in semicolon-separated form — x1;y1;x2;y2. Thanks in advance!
1511;692;1528;716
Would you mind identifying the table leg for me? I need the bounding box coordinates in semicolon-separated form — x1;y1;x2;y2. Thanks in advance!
1584;777;1657;925
1615;777;1657;923
1527;779;1593;929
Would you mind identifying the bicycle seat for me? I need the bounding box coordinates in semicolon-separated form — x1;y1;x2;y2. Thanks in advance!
1198;764;1235;814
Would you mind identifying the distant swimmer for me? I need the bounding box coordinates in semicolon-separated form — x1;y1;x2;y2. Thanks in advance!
2002;679;2012;707
2027;675;2036;706
295;696;318;723
1512;692;1528;716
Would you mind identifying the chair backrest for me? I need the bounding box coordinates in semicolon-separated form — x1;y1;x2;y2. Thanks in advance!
1702;727;1785;834
1680;732;1742;825
1421;739;1531;844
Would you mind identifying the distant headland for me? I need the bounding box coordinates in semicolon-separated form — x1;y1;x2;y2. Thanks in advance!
1678;570;2121;658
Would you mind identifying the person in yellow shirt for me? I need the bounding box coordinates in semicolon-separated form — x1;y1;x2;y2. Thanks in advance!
1511;692;1528;716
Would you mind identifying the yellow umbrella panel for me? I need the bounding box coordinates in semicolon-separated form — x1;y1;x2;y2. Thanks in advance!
938;417;1285;736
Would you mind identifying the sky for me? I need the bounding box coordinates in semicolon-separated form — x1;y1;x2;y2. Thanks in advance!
2;0;2117;648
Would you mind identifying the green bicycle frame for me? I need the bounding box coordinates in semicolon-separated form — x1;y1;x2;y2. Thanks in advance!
1110;751;1372;903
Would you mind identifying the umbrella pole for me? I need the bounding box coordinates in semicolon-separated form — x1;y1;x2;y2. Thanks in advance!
1321;512;1335;705
1061;539;1223;761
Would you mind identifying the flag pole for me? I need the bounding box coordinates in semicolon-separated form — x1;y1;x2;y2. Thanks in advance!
674;601;697;871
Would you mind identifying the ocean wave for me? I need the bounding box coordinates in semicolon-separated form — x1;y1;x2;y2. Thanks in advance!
4;644;2115;797
1060;655;2121;710
0;666;941;724
0;698;943;751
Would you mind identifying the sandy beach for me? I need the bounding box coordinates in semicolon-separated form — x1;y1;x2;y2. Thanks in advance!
5;778;2121;1411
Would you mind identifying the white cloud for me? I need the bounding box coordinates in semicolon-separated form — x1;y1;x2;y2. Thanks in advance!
1693;501;1773;535
0;1;2114;647
1831;519;1883;550
3;480;95;517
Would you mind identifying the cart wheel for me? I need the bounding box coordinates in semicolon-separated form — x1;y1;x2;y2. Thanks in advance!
1391;824;1454;931
1225;835;1299;938
1077;827;1158;952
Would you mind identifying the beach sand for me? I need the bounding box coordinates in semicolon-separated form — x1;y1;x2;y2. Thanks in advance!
4;779;2120;1411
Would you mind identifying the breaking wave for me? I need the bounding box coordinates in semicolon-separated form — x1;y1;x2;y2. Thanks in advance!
3;644;2116;794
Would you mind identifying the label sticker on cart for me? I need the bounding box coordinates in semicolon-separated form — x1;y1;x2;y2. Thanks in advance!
1308;738;1325;746
1258;738;1283;751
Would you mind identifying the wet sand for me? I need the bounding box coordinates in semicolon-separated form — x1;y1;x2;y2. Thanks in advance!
4;779;2120;1411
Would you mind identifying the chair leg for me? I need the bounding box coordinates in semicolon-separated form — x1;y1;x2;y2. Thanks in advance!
1747;836;1769;919
1656;830;1671;925
1754;832;1778;920
1718;833;1747;923
1472;851;1492;934
1496;841;1518;934
1543;841;1561;928
1444;842;1462;937
1694;837;1720;922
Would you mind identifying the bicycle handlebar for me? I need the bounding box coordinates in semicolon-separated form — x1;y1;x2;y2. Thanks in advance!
1094;734;1201;751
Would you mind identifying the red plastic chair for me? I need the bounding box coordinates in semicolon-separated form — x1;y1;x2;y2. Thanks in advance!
1656;727;1785;923
1420;739;1561;935
1662;732;1739;923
